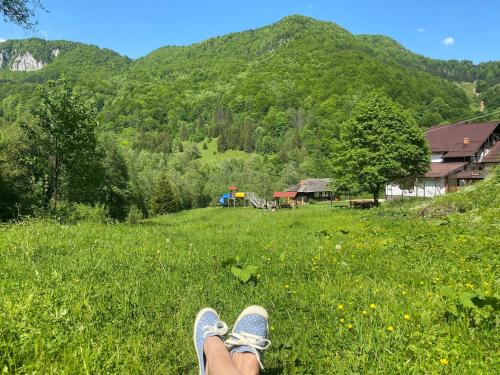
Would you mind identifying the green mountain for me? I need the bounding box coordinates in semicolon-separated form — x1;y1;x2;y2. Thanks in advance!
0;16;499;153
0;38;130;126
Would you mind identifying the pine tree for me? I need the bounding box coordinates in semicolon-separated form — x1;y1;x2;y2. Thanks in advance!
151;174;178;215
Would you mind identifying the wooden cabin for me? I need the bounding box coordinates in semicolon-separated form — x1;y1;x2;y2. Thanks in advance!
285;178;334;203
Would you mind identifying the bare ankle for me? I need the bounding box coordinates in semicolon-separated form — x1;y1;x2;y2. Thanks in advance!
231;352;260;375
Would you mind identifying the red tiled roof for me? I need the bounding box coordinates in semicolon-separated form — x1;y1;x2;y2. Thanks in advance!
483;142;500;163
425;122;499;157
424;162;466;178
273;191;297;198
228;186;238;191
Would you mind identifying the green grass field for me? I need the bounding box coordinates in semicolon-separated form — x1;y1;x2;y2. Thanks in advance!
1;189;499;373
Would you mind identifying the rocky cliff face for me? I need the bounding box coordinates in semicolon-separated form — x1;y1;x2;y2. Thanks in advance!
0;50;10;69
0;48;60;71
11;52;45;71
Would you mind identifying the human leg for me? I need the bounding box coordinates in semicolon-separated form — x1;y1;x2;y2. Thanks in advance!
204;336;243;375
226;306;271;375
230;352;260;375
194;308;242;375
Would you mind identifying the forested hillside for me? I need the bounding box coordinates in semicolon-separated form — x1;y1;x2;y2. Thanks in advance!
0;15;499;219
0;38;130;127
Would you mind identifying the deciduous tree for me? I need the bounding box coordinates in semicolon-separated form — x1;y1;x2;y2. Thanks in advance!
0;0;44;29
22;78;99;209
332;92;430;205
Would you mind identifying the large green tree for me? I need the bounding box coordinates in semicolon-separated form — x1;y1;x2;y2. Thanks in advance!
332;92;430;205
22;78;99;209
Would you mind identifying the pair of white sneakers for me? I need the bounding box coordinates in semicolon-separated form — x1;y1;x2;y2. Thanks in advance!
193;306;271;375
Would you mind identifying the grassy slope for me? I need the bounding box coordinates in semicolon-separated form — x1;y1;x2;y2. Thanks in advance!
1;193;498;373
195;138;251;165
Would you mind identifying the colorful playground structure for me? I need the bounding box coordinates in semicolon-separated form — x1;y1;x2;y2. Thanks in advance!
218;186;267;209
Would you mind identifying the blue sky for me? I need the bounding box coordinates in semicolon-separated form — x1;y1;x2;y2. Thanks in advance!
0;0;498;63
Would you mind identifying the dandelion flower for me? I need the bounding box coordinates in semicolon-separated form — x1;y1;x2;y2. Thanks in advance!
335;244;342;250
387;325;394;332
362;310;368;316
284;284;289;289
347;324;353;330
370;303;377;310
340;318;345;323
270;326;275;331
403;314;410;321
337;304;344;310
440;358;449;366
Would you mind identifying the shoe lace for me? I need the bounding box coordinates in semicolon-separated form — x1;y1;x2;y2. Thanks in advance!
226;331;271;369
202;320;228;337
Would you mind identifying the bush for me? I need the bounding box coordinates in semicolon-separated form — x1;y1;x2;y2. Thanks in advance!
127;206;143;224
71;203;109;223
31;202;109;224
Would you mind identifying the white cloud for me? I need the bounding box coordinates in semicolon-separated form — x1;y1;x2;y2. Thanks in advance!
0;38;6;43
442;36;455;46
417;27;425;33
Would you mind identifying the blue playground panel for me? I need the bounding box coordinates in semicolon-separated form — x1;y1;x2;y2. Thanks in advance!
219;193;231;206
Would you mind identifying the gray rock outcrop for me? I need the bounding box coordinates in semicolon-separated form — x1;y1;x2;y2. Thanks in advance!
11;52;45;71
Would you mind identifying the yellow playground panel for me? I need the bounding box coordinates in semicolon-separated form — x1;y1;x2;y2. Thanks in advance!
235;192;245;198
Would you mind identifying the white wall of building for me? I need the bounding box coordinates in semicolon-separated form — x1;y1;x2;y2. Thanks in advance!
431;153;444;163
385;178;446;198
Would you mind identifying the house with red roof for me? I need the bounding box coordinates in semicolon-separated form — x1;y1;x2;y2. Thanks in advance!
386;121;500;198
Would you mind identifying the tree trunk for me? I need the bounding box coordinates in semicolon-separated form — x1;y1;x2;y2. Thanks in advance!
373;186;379;207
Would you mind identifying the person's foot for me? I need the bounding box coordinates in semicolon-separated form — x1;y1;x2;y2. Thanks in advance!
225;306;271;370
193;308;229;375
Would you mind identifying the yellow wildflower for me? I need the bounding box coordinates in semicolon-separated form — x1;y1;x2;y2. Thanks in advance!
340;318;345;323
362;310;368;316
347;323;353;330
370;303;377;310
403;314;410;321
387;326;394;332
440;358;449;366
337;304;344;310
270;326;275;332
284;284;289;289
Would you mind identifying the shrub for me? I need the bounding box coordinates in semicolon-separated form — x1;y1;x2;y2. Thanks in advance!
72;203;109;224
127;205;143;224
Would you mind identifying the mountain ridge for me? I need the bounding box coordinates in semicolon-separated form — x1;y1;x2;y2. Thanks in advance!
0;15;498;139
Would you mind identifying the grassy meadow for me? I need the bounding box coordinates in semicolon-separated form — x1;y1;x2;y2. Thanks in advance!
1;182;499;374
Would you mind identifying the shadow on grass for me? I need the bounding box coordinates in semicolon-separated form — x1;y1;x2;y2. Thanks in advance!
263;366;285;374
